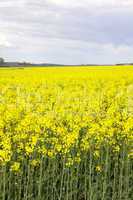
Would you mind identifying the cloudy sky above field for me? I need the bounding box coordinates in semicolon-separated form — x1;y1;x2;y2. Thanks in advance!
0;0;133;64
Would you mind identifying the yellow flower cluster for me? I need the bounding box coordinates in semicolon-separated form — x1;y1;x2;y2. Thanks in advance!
0;66;133;171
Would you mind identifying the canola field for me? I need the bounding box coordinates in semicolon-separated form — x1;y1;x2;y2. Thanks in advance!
0;66;133;200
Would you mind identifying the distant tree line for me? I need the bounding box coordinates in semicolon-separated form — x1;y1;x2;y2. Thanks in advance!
0;57;4;64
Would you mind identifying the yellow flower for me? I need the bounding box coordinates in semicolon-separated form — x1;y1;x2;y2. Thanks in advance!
25;146;33;156
113;145;120;153
94;150;100;158
10;162;20;172
96;165;102;172
47;150;54;157
30;159;39;167
128;150;133;158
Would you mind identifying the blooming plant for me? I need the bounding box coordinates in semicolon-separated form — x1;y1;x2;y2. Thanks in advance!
0;66;132;199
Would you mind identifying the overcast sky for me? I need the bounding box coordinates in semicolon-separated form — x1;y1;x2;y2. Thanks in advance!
0;0;133;64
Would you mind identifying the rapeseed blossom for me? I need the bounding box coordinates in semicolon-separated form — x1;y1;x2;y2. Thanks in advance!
0;66;132;169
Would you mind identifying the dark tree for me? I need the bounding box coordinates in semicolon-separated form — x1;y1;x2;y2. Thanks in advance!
0;57;4;64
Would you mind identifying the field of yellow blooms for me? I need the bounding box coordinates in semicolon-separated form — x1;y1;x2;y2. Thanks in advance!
0;66;133;200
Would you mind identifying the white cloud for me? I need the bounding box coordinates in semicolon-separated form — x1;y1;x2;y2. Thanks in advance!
0;33;11;47
0;0;26;8
49;0;133;8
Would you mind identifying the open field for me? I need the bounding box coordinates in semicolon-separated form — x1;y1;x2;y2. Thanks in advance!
0;66;133;200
